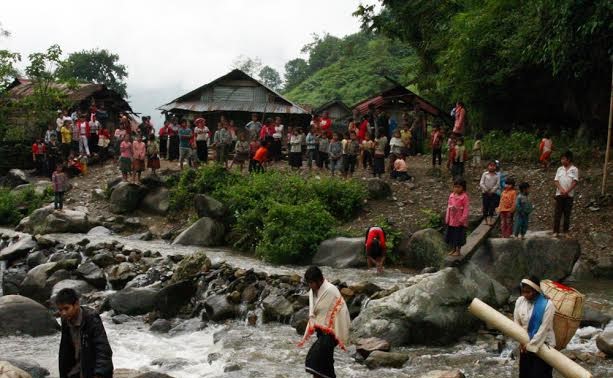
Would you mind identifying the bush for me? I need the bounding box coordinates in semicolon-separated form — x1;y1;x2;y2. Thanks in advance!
169;165;240;211
373;217;404;265
256;201;335;264
0;187;50;225
305;177;367;221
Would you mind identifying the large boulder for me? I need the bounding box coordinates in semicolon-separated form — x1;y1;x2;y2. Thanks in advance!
0;169;29;188
106;262;138;290
312;237;366;269
2;267;27;296
471;236;580;291
4;359;49;378
108;287;159;315
142;187;170;215
172;251;211;282
593;249;613;279
397;228;446;269
355;337;391;358
110;182;146;214
12;180;52;196
203;294;238;322
76;261;107;289
364;351;410;369
50;279;96;302
262;294;294;322
194;194;228;219
19;262;60;303
596;328;613;357
0;295;59;336
92;251;116;268
17;206;90;235
352;262;509;346
154;280;196;318
0;235;37;262
87;226;113;236
172;218;225;247
26;251;48;268
0;361;31;378
366;179;392;199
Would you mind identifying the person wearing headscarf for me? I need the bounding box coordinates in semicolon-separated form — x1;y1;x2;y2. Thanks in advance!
298;266;350;378
513;276;556;378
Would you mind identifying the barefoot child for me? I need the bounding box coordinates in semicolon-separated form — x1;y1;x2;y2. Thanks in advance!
230;132;250;172
119;134;132;181
147;134;160;175
52;164;68;211
514;182;533;239
132;136;146;183
445;178;469;256
252;140;268;173
539;134;553;169
498;177;517;238
248;136;260;173
479;161;501;225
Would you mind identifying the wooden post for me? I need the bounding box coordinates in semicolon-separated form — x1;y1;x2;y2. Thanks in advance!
602;63;613;195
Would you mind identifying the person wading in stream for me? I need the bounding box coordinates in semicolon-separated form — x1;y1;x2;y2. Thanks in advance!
56;288;113;378
513;276;556;378
298;266;350;378
365;226;386;273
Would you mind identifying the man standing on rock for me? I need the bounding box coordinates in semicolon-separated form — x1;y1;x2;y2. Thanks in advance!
298;266;351;378
553;150;579;238
56;288;113;378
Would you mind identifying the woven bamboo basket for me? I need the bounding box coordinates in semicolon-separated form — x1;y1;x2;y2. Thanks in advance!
540;280;585;350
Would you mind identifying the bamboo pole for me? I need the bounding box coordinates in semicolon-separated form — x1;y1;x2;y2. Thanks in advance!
468;298;592;378
601;62;613;195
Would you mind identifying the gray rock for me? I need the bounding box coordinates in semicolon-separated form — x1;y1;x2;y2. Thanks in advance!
154;280;196;318
0;235;37;262
312;237;366;269
46;269;72;289
108;287;159;315
76;261;107;289
19;262;59;303
17;206;90;235
262;294;294;322
34;235;56;248
569;259;594;281
151;357;189;370
106;262;138;290
419;370;465;378
49;251;82;264
111;314;132;324
87;226;113;236
291;307;309;335
581;307;612;328
172;251;211;281
142;187;170;215
364;351;410;369
1;169;29;188
125;268;162;289
596;328;613;356
172;217;225;247
194;194;228;219
110;182;146;214
4;359;49;378
366;179;392;199
13;180;52;196
398;228;446;269
134;371;176;378
2;267;27;295
471;237;580;291
26;250;48;268
355;337;391;358
149;319;172;334
593;249;613;279
203;294;238;322
106;176;123;192
50;280;95;302
0;295;59;336
352;263;509;346
92;251;116;268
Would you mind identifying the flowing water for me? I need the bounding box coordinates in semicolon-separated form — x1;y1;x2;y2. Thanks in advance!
0;229;611;377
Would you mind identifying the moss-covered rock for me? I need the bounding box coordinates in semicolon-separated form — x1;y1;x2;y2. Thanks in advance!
172;251;211;282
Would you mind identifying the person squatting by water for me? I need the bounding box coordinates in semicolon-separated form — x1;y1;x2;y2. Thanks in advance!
298;266;350;378
364;226;386;273
56;288;113;378
513;276;556;378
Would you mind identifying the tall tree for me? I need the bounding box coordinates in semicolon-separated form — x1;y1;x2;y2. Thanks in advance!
258;65;282;90
57;48;128;97
232;55;263;77
0;23;21;89
283;58;309;92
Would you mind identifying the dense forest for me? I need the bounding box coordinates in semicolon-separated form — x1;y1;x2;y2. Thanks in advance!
282;0;612;134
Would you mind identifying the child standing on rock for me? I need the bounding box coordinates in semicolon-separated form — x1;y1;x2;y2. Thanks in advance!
479;161;501;225
445;178;469;257
498;177;517;238
52;164;68;211
513;182;533;239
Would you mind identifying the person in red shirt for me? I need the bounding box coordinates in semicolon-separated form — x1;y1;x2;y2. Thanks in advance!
32;138;47;175
357;115;369;142
320;111;333;137
158;121;169;159
252;140;269;173
364;226;386;273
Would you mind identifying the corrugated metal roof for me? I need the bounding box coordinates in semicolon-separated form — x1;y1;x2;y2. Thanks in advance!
158;100;307;114
158;69;308;115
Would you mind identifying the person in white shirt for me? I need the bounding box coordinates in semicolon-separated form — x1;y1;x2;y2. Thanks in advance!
194;118;210;163
513;276;555;378
553;151;579;237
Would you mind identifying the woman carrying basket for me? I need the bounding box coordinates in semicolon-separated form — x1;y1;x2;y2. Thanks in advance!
513;276;556;378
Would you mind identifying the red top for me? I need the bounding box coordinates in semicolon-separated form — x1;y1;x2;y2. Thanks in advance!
320;117;332;131
365;226;386;253
358;120;369;141
32;143;46;155
253;146;268;162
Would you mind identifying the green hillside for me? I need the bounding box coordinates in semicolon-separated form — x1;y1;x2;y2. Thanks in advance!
283;35;418;107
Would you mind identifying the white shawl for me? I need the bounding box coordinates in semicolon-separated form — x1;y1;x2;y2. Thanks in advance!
298;279;351;350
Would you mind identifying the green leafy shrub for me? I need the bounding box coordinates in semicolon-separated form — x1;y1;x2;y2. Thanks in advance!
373;217;404;265
256;201;335;264
419;208;444;230
305;177;367;221
0;187;50;225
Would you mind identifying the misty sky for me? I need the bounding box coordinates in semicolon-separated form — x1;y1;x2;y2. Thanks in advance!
1;0;368;127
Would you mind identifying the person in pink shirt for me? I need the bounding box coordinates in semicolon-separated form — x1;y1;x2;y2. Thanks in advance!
452;101;466;136
131;136;147;183
119;134;133;181
445;178;470;256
